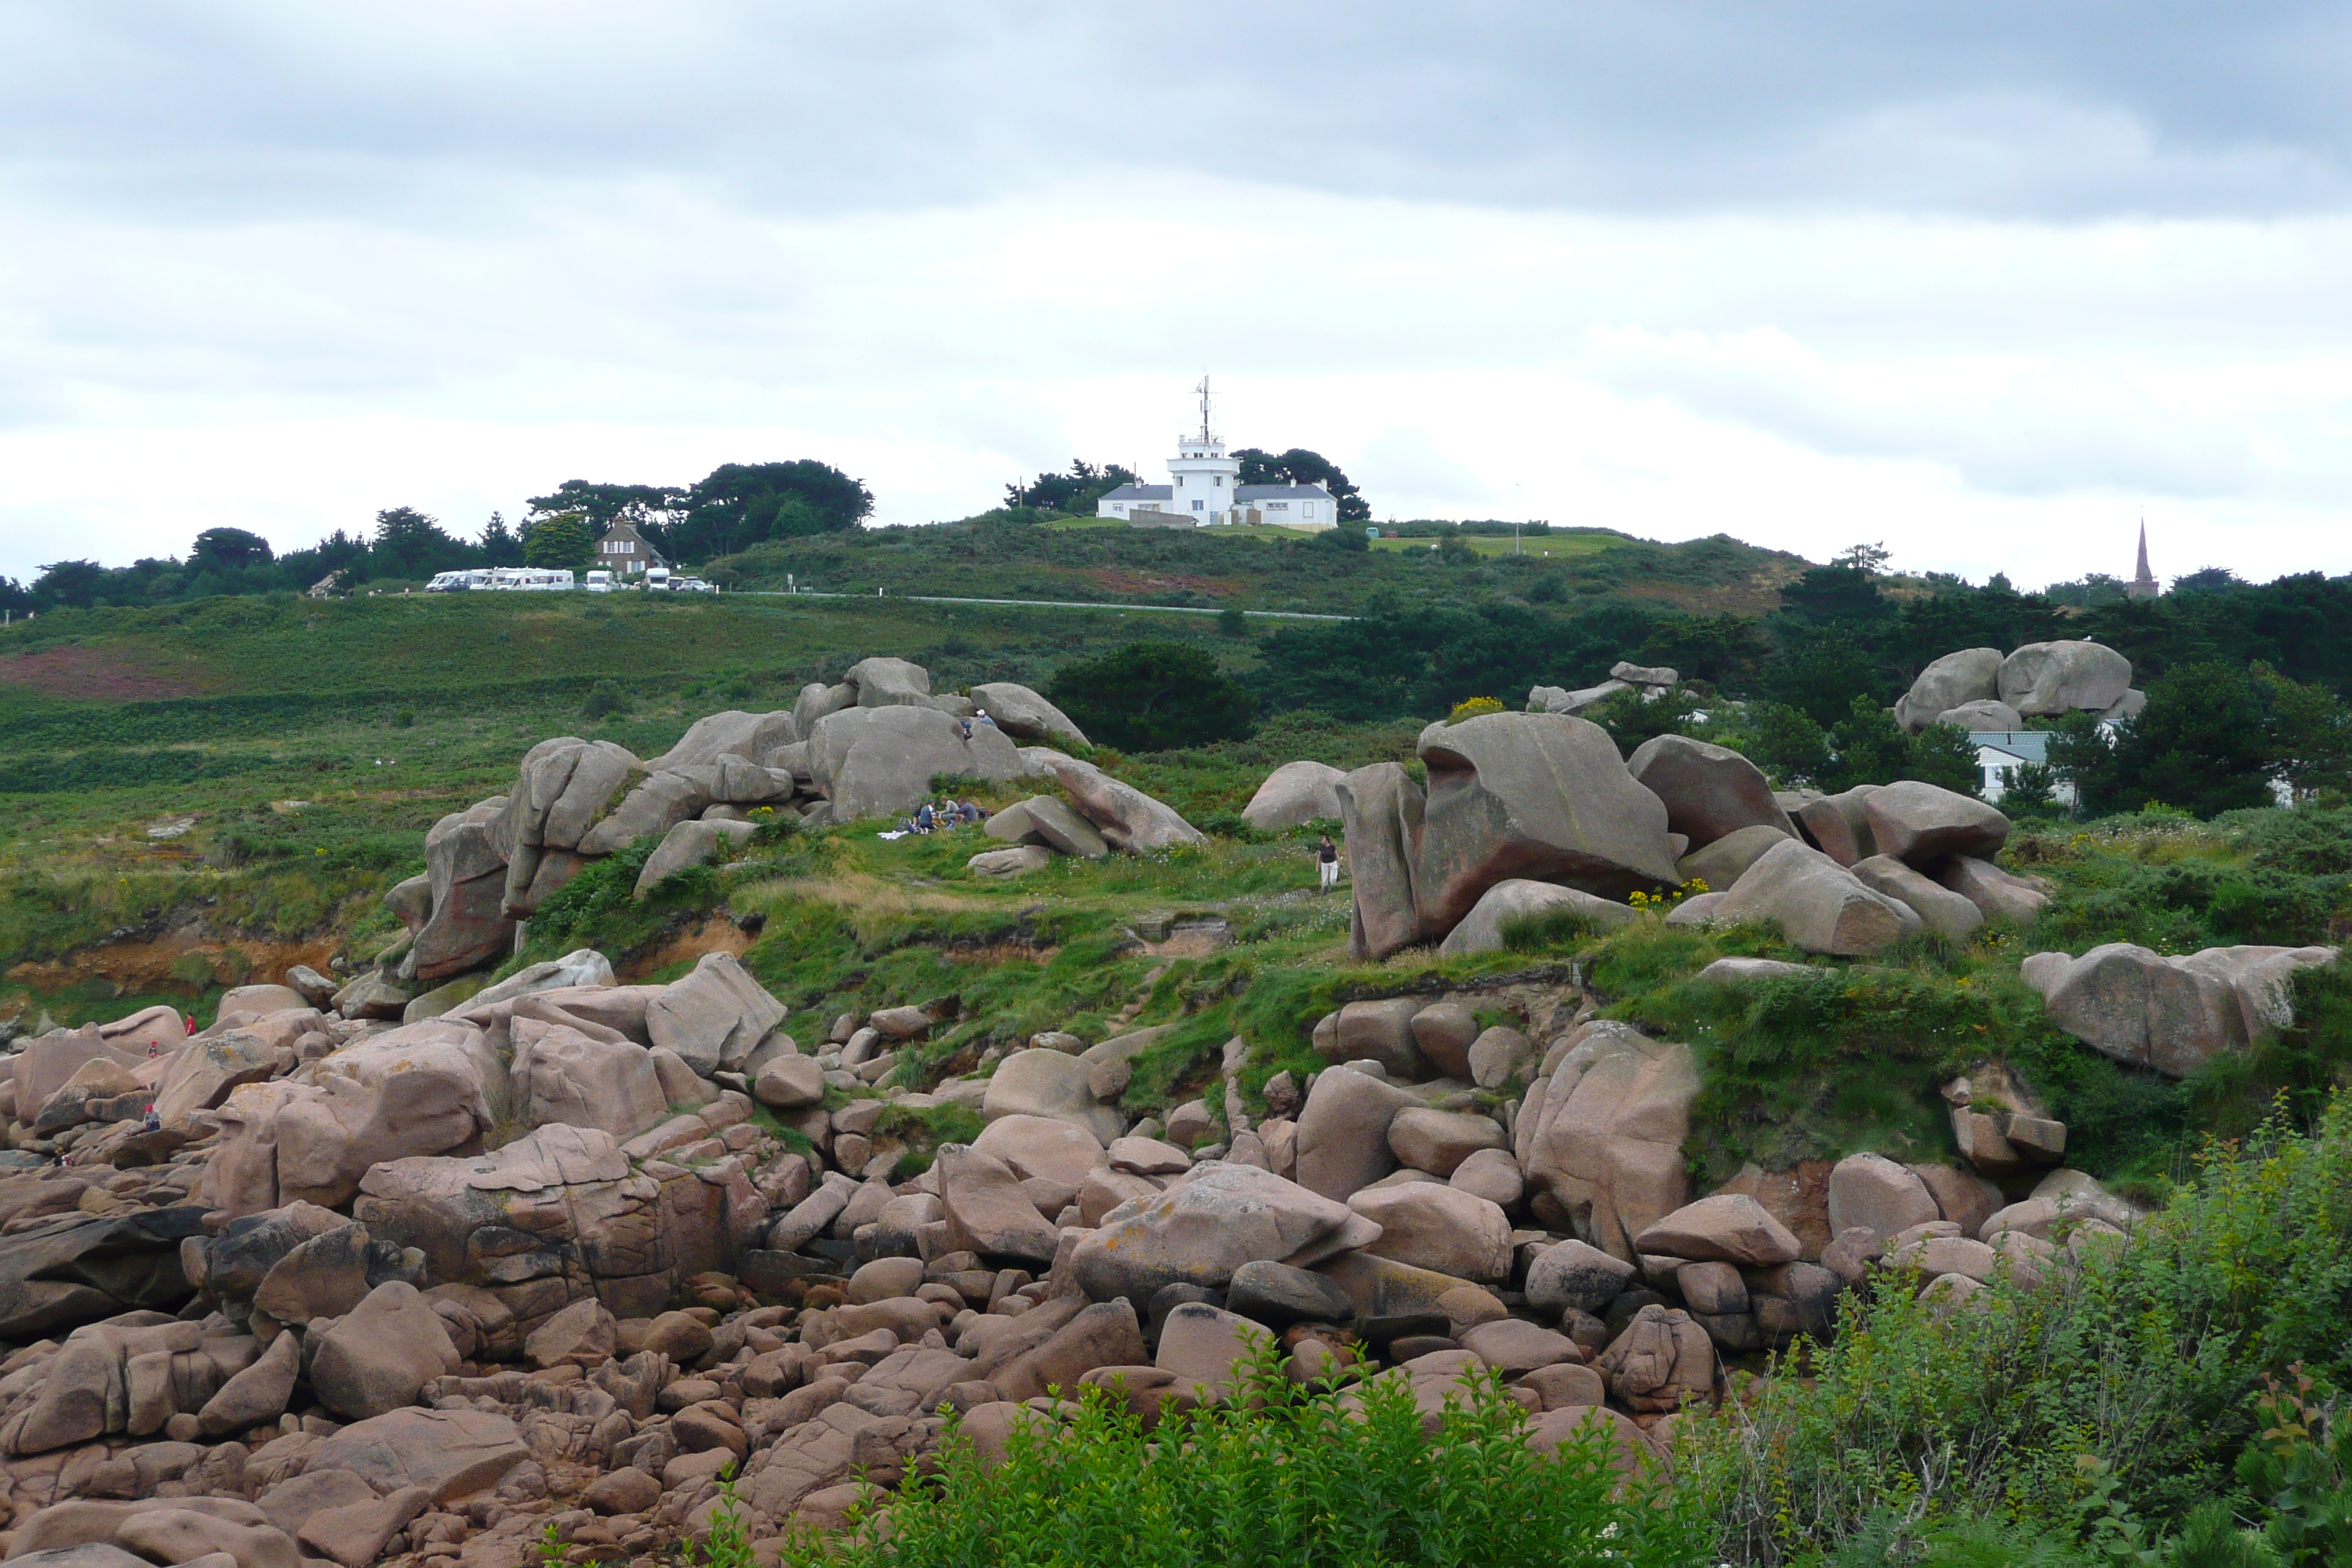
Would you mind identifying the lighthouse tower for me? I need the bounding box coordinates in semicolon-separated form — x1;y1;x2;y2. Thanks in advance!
1166;375;1240;524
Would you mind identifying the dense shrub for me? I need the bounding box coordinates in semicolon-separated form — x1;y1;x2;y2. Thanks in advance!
784;1347;1703;1568
1046;641;1256;753
1692;1098;2352;1564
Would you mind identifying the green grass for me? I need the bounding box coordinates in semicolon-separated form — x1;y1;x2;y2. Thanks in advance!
1368;531;1622;560
708;513;1797;617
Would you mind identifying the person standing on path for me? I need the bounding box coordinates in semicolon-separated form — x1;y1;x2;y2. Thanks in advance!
1316;834;1341;893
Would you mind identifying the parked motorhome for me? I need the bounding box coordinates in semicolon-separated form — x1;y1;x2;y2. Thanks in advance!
488;568;576;591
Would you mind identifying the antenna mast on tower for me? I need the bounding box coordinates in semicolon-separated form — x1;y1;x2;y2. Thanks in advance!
1196;374;1213;443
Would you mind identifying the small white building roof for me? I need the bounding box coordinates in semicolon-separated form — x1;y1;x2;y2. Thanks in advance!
1235;483;1332;501
1101;483;1174;501
1970;730;2054;763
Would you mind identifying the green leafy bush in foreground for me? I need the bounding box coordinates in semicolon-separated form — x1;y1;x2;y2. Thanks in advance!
1692;1097;2352;1567
783;1346;1703;1568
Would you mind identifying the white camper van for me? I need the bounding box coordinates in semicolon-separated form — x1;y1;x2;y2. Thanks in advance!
488;568;576;591
425;570;495;592
584;570;614;593
644;566;673;591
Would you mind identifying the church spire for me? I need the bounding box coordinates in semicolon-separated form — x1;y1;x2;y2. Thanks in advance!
2127;520;2160;600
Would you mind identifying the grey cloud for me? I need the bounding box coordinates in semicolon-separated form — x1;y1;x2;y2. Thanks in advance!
1576;330;2263;500
4;1;2351;222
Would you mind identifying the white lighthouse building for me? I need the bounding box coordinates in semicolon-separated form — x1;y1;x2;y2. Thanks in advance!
1096;379;1338;529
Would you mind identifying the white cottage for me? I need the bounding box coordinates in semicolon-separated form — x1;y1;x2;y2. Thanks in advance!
1097;382;1338;529
1971;730;2073;807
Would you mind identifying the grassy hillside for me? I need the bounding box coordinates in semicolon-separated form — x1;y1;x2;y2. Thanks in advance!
0;516;1813;1018
710;513;1807;616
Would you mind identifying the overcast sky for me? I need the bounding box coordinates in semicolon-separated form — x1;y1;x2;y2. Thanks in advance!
4;1;2350;587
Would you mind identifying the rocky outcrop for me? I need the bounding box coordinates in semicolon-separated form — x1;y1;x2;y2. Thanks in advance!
1625;735;1795;850
1436;879;1636;957
495;738;638;917
968;682;1089;747
202;1019;505;1216
415;799;516;984
510;1018;668;1141
1896;641;2134;732
1336;762;1425;962
1791;787;1880;867
1849;856;1984;939
1860;783;2010;865
807;706;1022;823
1527;681;1631;715
1676;824;1790;891
1412;712;1676;938
634;819;758;897
353;1123;733;1322
1022;752;1204;852
1240;761;1347;832
983;796;1108;859
1068;1164;1371;1305
1938;856;2051;922
1520;1023;1699;1260
1711;839;1921;956
1934;698;2023;730
1893;649;2002;734
2022;942;2337;1076
1999;641;2133;718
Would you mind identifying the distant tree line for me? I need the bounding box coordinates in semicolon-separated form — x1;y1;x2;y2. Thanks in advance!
1249;562;2352;813
6;459;871;611
1003;461;1140;515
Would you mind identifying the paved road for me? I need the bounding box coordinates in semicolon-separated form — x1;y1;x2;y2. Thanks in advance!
739;589;1353;621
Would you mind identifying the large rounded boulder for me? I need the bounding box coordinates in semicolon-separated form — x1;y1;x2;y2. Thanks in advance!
1997;641;2133;718
1626;734;1797;850
1241;761;1348;832
1894;649;2002;734
1412;712;1679;939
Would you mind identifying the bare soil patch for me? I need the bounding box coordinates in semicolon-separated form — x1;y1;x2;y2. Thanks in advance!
0;646;211;702
1080;568;1245;599
9;933;336;997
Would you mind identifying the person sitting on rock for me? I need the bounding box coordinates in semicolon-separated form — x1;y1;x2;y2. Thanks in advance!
142;1104;160;1132
1316;833;1341;892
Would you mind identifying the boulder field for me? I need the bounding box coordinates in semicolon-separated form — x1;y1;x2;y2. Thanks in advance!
370;660;1192;1014
1319;706;2044;962
0;945;2158;1563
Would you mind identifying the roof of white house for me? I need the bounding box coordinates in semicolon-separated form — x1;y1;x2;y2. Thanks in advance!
1971;730;2054;763
1101;484;1175;501
1235;483;1333;500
